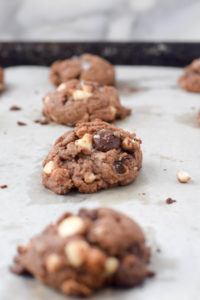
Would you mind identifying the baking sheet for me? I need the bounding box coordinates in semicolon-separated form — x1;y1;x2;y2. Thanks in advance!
0;65;200;300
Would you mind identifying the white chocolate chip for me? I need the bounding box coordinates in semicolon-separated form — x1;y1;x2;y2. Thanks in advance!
50;114;58;122
122;137;134;151
65;240;89;267
93;226;106;236
133;166;138;171
58;216;86;238
18;244;30;253
73;89;92;100
45;253;62;273
82;84;93;93
75;133;93;152
109;106;117;117
44;96;50;104
84;172;96;184
177;170;191;183
57;83;67;91
43;161;54;174
105;257;119;275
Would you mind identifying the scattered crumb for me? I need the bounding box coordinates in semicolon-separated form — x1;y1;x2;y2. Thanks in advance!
3;132;7;135
17;121;27;126
156;248;161;253
197;110;200;125
166;198;176;204
191;106;195;110
0;185;8;189
142;192;146;195
34;118;49;125
10;106;21;111
177;170;191;183
163;168;167;171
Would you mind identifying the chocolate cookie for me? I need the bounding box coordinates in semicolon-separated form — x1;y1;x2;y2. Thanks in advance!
43;80;130;126
179;58;200;93
0;67;4;91
42;119;142;195
10;207;152;297
50;54;115;86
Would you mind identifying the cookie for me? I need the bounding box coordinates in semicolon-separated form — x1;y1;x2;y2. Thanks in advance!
43;80;131;126
50;54;115;86
0;67;4;91
42;119;142;195
10;207;152;297
179;58;200;93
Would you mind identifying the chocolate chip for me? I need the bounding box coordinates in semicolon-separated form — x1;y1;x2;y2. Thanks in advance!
34;118;49;125
93;129;120;152
10;106;21;111
114;161;126;174
166;198;176;204
17;121;27;126
0;184;8;189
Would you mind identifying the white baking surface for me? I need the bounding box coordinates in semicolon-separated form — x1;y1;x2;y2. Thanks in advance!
0;66;200;300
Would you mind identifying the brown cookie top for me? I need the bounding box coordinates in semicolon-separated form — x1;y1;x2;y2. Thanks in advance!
179;58;200;93
50;54;115;86
0;67;4;91
10;207;151;297
42;119;142;195
43;79;130;126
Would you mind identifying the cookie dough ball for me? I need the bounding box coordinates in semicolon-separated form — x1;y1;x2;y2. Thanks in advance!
179;58;200;93
10;207;151;297
50;54;115;86
43;80;130;126
42;119;142;195
0;67;4;91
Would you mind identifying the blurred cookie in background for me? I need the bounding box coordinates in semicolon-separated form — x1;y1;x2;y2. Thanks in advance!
50;54;115;87
43;79;130;126
179;58;200;93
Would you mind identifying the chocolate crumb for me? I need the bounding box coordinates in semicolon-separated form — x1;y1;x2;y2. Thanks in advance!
156;248;161;253
34;118;49;125
0;185;8;189
166;198;176;204
10;106;21;111
17;121;27;126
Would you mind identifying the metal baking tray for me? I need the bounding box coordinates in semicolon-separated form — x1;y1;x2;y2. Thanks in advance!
0;42;200;300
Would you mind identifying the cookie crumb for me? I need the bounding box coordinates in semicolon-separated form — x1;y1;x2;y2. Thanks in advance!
166;198;176;204
156;248;161;253
0;185;8;189
177;170;191;183
34;118;49;125
10;106;21;111
17;121;27;126
163;168;167;171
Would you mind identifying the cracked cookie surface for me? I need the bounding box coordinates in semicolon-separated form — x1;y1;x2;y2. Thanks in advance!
43;79;130;126
42;119;142;195
10;207;151;297
50;53;115;86
179;58;200;93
